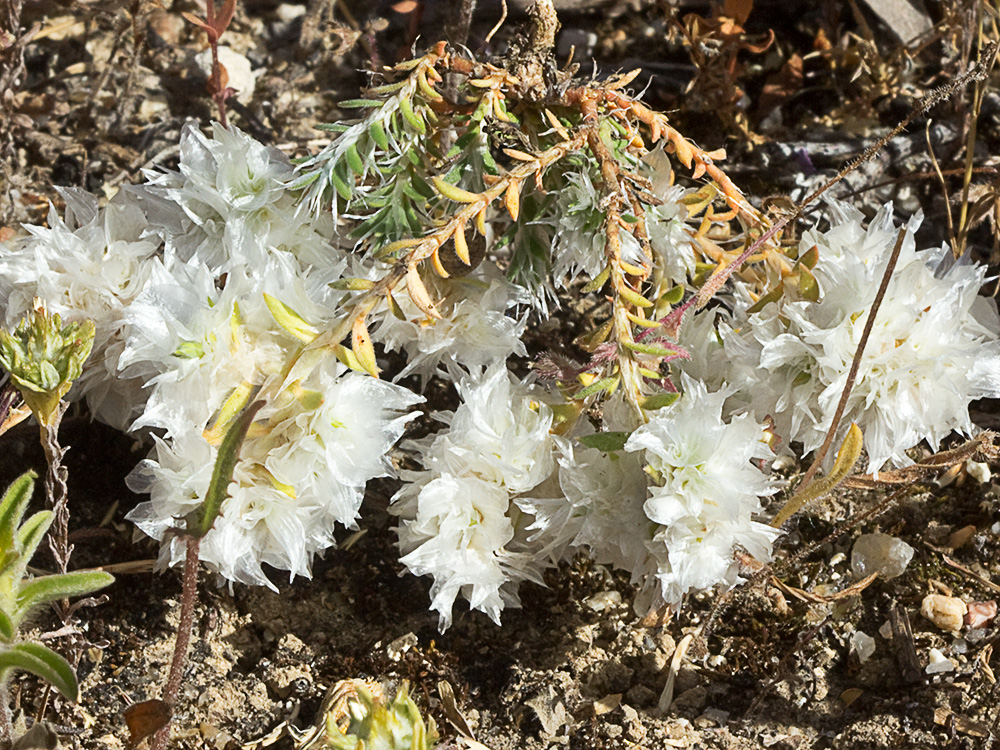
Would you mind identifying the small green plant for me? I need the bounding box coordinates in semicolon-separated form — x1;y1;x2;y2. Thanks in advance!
319;681;438;750
0;299;95;580
0;471;114;746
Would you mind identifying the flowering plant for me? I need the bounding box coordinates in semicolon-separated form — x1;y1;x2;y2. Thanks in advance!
0;33;997;641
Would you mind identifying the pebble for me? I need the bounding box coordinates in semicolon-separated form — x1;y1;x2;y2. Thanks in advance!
850;533;914;580
926;648;955;674
920;594;967;633
964;600;997;629
585;590;622;612
849;631;876;664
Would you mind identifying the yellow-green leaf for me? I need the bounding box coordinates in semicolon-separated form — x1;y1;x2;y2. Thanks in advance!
770;423;864;528
264;293;319;343
351;316;379;378
432;177;481;203
618;286;653;308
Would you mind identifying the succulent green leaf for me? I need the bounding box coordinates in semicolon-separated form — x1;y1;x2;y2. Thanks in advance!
578;431;631;453
618;287;653;308
345;143;366;176
331;164;354;201
330;278;376;292
338;99;383;109
369;120;390;151
184;401;265;539
398;96;426;134
315;122;353;133
659;285;685;306
581;266;610;293
746;283;784;315
576;376;619;399
0;642;79;701
796;266;820;302
16;570;114;612
622;340;681;358
264;294;319;344
797;244;820;269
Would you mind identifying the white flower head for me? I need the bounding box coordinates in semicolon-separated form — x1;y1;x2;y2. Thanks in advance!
625;374;779;608
732;203;1000;472
125;256;422;587
0;187;161;430
137;122;339;272
373;265;529;384
391;363;554;629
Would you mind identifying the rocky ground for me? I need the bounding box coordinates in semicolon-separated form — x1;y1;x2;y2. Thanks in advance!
4;1;1000;748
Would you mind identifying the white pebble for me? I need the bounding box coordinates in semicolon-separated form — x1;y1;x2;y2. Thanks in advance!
926;648;955;674
851;533;914;580
850;631;876;664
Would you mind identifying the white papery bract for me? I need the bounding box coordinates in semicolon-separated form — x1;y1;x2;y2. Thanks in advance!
373;266;529;384
392;363;553;630
136;121;338;271
0;187;160;430
124;259;421;588
519;436;651;577
723;203;1000;472
624;374;779;609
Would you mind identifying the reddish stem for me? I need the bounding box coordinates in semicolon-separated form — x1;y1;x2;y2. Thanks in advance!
149;537;201;750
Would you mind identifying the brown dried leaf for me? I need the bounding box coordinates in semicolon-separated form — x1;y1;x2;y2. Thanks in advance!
406;263;442;319
123;699;172;749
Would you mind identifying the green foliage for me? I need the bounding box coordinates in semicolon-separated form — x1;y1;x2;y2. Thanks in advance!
183;400;265;538
322;682;438;750
291;42;772;412
0;300;95;427
0;472;114;702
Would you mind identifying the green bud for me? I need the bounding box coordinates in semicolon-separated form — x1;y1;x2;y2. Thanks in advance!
0;299;95;426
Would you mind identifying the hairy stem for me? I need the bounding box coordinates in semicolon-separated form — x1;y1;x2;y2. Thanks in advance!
150;537;201;750
40;404;71;580
0;679;11;748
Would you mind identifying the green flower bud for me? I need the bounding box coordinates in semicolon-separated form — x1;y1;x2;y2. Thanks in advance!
0;299;95;426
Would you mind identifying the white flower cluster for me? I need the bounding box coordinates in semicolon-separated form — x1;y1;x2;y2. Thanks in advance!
681;203;1000;473
391;363;554;630
0;123;427;589
3;115;999;631
518;379;778;618
371;265;529;384
121;261;422;586
394;365;780;629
